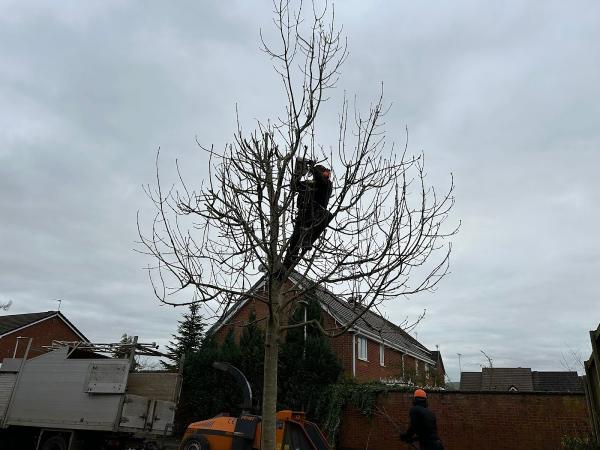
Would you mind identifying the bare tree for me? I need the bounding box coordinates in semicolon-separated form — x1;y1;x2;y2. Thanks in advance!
561;346;584;373
138;2;456;449
480;349;494;390
480;349;494;368
0;299;12;311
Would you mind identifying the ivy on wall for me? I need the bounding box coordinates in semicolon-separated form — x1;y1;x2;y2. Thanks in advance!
314;382;406;444
314;381;446;446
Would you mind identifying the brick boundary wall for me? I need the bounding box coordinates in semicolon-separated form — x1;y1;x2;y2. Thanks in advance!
338;391;591;450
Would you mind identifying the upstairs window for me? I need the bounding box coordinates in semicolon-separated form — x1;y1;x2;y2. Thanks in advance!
358;336;368;361
379;344;385;366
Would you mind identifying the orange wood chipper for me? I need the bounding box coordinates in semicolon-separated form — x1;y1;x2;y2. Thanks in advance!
179;362;331;450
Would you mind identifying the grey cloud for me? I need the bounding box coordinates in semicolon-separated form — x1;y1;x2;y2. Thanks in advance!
1;1;599;381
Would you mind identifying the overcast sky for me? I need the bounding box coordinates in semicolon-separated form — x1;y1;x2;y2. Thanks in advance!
1;1;599;382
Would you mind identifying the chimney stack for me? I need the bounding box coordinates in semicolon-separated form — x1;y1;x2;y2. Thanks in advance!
348;295;362;307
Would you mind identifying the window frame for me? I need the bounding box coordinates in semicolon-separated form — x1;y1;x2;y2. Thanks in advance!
357;336;368;361
379;343;385;366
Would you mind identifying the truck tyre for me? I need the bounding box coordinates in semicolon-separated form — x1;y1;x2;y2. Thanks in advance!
179;435;209;450
41;435;68;450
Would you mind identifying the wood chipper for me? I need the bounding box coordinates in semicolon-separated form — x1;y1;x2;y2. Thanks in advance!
179;362;330;450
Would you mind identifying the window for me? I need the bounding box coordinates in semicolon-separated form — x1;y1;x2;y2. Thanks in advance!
379;344;385;366
358;336;368;361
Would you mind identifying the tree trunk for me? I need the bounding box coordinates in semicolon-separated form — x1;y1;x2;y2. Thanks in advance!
261;286;281;450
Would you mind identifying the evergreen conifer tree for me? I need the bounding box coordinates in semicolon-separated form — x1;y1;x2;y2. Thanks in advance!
175;332;243;432
161;303;205;370
278;294;342;415
239;310;265;410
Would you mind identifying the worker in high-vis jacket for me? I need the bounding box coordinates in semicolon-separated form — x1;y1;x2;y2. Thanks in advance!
400;389;445;450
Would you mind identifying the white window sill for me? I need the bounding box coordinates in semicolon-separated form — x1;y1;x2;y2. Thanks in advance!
358;357;368;362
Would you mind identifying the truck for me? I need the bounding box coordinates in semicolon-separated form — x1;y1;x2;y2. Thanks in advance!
0;338;181;450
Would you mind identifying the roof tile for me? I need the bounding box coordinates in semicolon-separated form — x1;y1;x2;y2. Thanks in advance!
0;311;57;336
290;272;434;362
460;368;583;392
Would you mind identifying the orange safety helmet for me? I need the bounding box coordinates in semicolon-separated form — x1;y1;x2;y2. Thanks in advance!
414;389;427;399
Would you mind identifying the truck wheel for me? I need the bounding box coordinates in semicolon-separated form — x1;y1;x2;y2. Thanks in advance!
41;435;68;450
179;435;209;450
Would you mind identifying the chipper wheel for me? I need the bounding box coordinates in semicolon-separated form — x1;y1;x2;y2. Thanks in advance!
179;434;209;450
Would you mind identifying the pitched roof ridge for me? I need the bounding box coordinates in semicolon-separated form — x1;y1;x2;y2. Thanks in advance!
208;276;268;335
360;306;430;351
532;370;578;374
0;310;57;318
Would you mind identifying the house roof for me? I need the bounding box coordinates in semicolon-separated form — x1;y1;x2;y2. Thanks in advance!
482;367;533;391
459;372;483;390
0;311;88;342
430;350;445;373
532;371;583;392
211;271;436;365
460;368;584;392
290;272;434;363
461;368;534;391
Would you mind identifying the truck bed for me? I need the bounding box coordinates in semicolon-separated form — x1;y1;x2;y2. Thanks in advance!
0;346;179;435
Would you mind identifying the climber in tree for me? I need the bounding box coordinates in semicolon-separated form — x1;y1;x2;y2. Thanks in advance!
282;156;333;272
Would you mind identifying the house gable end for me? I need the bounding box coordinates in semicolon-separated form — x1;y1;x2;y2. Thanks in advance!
0;311;56;336
0;312;88;343
208;277;267;337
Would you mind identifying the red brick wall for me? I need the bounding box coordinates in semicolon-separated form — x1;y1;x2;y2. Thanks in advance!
338;391;591;450
214;298;271;343
323;313;353;376
354;337;413;382
0;316;84;360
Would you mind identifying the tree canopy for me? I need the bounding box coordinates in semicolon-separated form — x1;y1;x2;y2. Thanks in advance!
139;2;456;448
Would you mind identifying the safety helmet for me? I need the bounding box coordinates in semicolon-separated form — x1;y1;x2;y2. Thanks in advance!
413;389;427;399
314;164;331;179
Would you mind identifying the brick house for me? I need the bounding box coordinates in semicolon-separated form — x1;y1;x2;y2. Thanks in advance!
211;272;444;385
0;311;88;360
